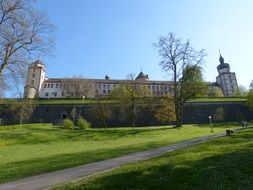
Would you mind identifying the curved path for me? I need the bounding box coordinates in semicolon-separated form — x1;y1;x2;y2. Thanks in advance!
0;128;246;190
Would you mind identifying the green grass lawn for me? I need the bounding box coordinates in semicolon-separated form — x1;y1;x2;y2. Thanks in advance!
0;97;246;105
0;123;239;184
52;127;253;190
187;97;246;103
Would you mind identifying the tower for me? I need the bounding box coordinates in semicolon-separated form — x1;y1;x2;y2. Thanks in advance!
24;60;45;98
216;51;238;96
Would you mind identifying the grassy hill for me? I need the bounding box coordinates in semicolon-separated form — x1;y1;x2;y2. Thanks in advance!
52;127;253;190
0;123;239;184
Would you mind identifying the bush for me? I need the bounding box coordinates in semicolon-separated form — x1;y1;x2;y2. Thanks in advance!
63;119;74;130
77;118;91;130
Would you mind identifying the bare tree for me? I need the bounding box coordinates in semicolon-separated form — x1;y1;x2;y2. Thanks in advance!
63;78;93;98
154;33;206;127
0;76;7;97
0;0;54;94
234;85;247;97
8;73;37;124
213;107;224;123
9;98;37;124
91;100;113;129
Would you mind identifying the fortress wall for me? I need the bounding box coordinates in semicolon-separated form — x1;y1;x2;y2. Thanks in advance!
0;102;252;127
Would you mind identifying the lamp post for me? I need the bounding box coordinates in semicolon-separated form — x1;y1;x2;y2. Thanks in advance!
209;116;213;132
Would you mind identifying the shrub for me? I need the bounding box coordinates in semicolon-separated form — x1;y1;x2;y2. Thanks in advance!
63;119;74;130
77;118;91;130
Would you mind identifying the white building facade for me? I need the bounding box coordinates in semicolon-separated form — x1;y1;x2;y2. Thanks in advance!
25;54;238;99
24;60;174;99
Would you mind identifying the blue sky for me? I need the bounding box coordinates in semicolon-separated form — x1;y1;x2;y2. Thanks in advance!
36;0;253;88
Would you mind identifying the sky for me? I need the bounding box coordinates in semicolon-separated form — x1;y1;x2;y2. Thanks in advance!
35;0;253;88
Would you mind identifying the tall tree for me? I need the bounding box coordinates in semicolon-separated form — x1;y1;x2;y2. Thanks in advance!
0;0;54;95
213;107;224;122
154;33;206;127
8;98;37;124
155;94;176;124
234;85;247;97
110;74;151;127
181;65;208;99
208;86;224;97
91;100;113;129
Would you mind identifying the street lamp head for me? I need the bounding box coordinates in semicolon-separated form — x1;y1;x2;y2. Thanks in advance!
209;116;212;119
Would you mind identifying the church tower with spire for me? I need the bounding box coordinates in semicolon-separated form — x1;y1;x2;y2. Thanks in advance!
216;51;238;96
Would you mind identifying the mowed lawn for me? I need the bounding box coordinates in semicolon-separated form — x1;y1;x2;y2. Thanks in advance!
0;123;239;184
52;127;253;190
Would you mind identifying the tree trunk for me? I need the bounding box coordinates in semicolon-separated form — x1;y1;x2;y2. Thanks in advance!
103;119;107;129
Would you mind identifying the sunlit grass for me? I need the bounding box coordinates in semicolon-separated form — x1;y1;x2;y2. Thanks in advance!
0;123;239;184
0;97;246;105
53;127;253;190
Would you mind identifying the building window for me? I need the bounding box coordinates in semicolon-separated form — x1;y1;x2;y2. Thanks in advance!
51;84;54;88
54;92;57;97
45;92;49;97
31;80;34;85
47;83;50;88
103;90;106;94
44;84;47;88
32;73;35;78
59;84;62;88
62;91;65;96
56;84;59;88
107;85;110;89
103;85;106;89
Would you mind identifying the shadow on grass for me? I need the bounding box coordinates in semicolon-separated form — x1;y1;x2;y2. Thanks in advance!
53;130;253;190
0;139;169;184
0;126;176;146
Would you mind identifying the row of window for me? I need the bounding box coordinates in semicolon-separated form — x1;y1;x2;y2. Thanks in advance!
44;91;70;97
43;83;172;91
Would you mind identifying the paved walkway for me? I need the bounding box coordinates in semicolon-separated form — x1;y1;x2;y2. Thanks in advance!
0;128;246;190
